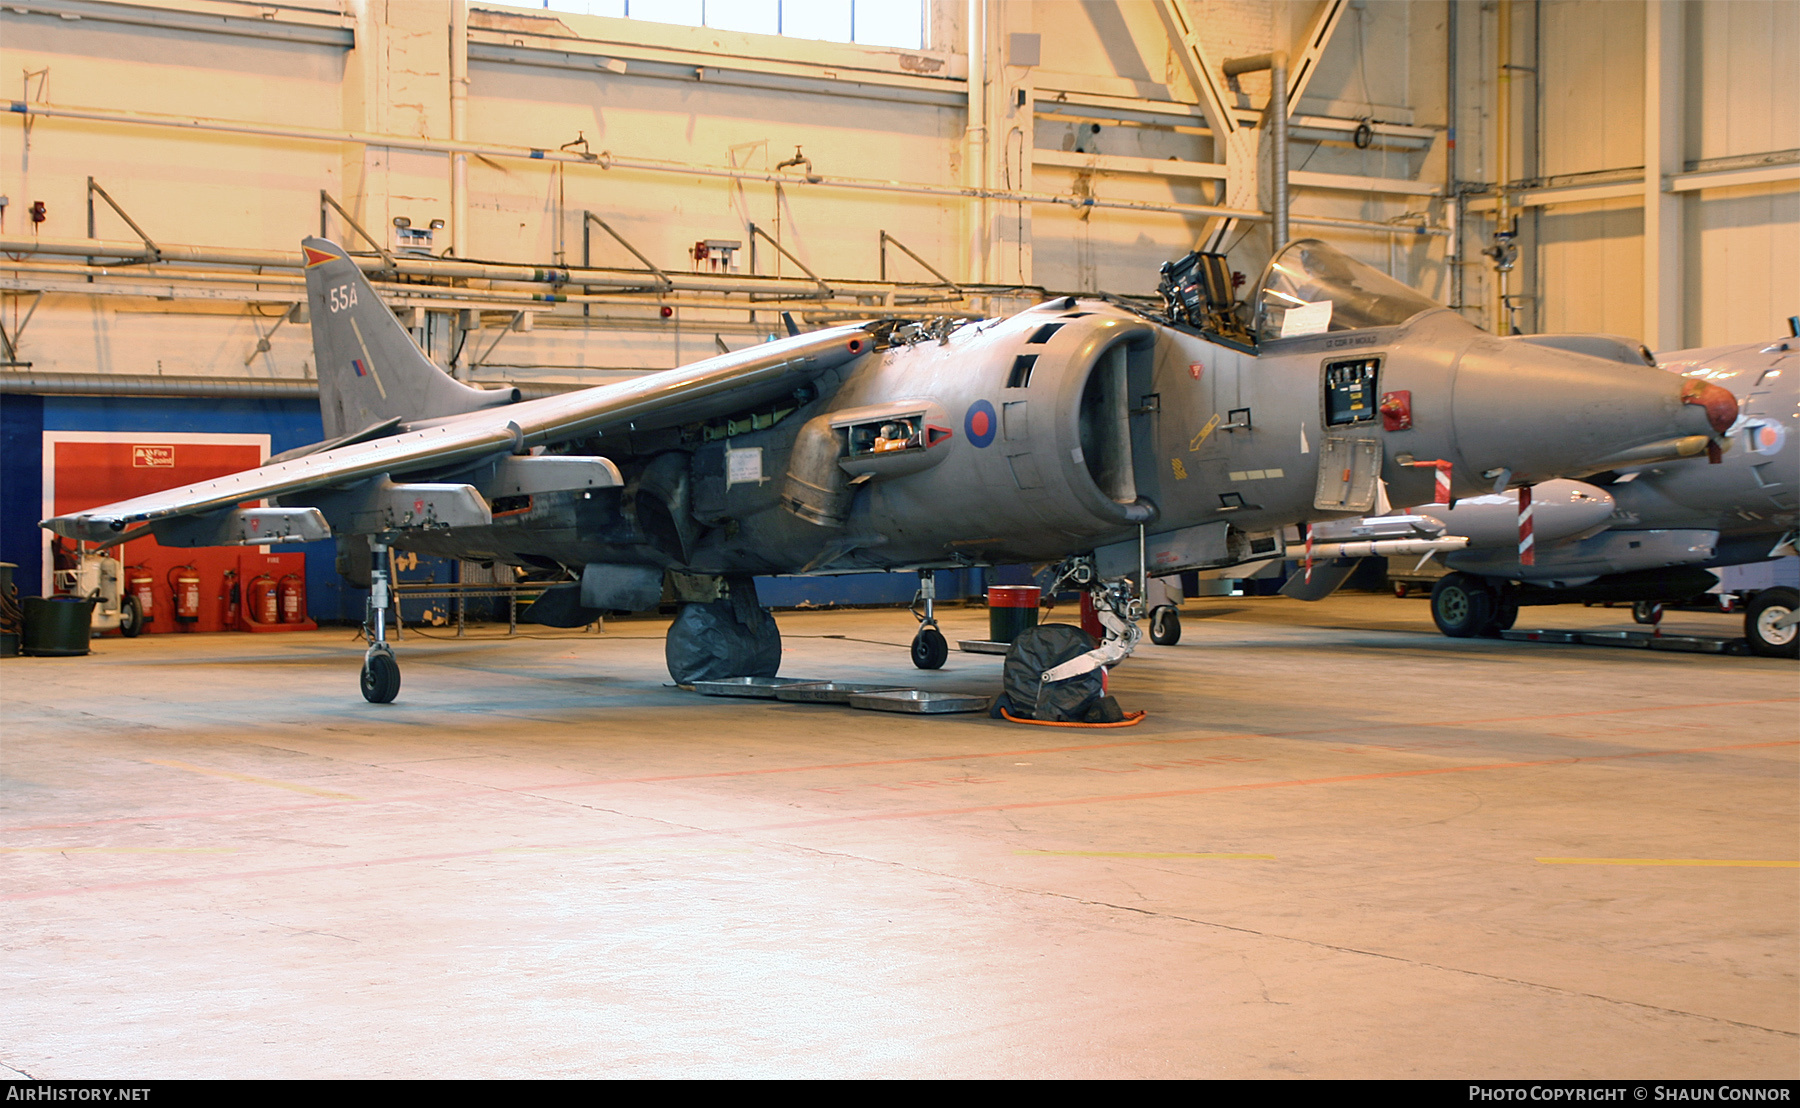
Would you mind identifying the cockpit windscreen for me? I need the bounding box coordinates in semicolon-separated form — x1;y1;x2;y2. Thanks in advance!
1253;239;1443;342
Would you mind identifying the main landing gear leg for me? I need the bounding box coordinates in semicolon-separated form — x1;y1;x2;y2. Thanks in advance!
910;569;948;669
360;537;401;703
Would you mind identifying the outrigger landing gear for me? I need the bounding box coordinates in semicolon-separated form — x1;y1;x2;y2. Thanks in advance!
910;569;948;670
360;536;401;703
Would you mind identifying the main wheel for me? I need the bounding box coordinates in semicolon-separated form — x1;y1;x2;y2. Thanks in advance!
361;650;401;703
911;625;949;669
118;594;143;638
1431;573;1495;638
1744;587;1799;659
1148;605;1181;646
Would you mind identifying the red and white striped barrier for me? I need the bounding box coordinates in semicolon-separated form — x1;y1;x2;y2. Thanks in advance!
1518;484;1536;566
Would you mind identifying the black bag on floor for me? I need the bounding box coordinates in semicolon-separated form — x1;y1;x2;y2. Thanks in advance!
665;593;782;684
1001;623;1104;723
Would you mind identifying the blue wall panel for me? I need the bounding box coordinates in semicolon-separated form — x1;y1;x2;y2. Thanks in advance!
0;393;46;595
754;568;987;609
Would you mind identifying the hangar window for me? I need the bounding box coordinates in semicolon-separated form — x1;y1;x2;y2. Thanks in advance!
540;1;926;48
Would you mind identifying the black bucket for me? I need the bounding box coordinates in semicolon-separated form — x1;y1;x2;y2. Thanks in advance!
0;562;17;658
22;596;95;657
987;585;1042;644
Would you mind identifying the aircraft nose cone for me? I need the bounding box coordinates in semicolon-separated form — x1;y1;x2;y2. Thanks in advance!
1681;379;1739;436
1450;337;1725;487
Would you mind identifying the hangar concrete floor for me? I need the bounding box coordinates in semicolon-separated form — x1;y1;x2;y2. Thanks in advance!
2;594;1795;1079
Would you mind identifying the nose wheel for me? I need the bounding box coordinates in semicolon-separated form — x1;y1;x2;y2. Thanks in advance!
911;625;948;669
361;645;401;703
909;568;948;669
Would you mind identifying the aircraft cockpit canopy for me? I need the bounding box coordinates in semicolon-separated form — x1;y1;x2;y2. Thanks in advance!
1252;239;1444;343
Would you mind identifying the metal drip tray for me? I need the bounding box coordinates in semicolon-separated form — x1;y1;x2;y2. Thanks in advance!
957;640;1011;655
773;681;907;704
1578;631;1653;648
848;690;994;714
1501;629;1583;644
693;676;818;698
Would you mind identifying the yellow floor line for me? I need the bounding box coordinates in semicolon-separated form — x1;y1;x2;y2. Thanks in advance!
145;758;363;801
1;847;238;854
491;847;759;855
1537;857;1799;867
1016;850;1276;860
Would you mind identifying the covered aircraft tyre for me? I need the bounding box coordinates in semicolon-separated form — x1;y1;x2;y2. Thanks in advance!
1744;587;1799;659
1149;605;1181;646
1431;573;1495;638
911;626;948;670
1002;623;1104;723
361;649;400;704
665;596;782;684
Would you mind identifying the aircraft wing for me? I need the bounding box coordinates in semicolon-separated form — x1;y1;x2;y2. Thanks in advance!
43;325;872;543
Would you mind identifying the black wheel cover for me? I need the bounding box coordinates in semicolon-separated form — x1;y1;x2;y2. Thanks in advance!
665;597;782;684
1002;624;1102;722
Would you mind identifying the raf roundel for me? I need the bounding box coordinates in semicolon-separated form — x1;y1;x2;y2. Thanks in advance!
965;399;998;448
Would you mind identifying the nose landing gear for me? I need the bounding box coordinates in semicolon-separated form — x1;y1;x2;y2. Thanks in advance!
910;569;948;669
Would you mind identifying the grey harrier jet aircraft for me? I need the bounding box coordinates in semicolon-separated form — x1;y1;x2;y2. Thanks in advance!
1341;331;1796;656
43;237;1737;705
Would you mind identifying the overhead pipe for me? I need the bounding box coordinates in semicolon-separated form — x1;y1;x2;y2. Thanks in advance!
1222;51;1289;249
0;234;978;297
450;0;470;260
4;99;1441;235
966;0;990;284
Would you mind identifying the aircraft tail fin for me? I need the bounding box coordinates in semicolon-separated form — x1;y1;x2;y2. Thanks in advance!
301;237;515;438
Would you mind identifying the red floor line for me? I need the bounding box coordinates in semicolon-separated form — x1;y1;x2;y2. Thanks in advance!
495;696;1800;790
6;737;1793;903
4;695;1792;834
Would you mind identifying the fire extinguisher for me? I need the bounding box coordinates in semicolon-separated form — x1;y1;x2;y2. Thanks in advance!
220;570;240;630
278;573;306;624
168;564;201;628
247;574;279;627
126;564;155;627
